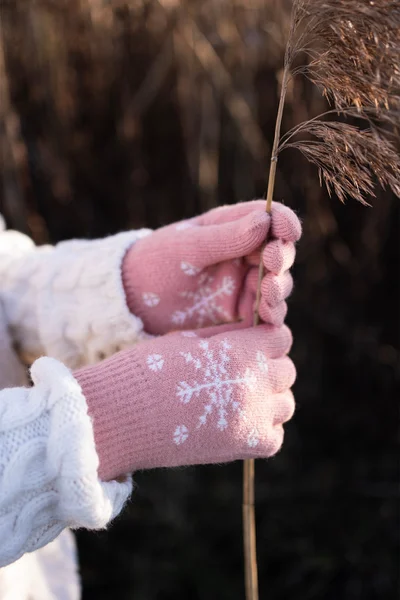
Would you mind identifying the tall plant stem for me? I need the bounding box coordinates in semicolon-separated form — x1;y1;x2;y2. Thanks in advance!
243;459;258;600
265;67;290;214
243;65;290;600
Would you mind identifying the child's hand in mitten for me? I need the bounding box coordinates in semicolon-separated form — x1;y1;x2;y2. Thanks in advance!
76;324;295;481
122;201;301;335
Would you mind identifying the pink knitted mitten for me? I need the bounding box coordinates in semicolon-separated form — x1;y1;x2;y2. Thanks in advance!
75;324;295;481
122;201;301;334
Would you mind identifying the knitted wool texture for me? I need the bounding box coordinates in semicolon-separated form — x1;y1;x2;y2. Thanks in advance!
0;227;152;570
122;201;302;334
76;324;295;482
0;215;80;598
0;357;131;568
0;229;151;368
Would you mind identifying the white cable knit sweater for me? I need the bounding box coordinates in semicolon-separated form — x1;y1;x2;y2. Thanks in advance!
0;216;151;598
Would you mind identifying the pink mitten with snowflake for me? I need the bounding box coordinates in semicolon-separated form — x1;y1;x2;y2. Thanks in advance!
75;324;295;481
122;201;301;334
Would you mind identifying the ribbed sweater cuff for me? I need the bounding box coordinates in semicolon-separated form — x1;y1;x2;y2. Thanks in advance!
75;346;168;481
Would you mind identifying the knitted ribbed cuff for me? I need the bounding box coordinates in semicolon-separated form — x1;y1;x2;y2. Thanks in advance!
75;346;161;481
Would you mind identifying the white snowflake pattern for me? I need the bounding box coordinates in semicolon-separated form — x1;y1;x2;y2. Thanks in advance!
257;351;269;374
173;425;189;445
247;428;260;448
176;339;257;435
181;261;201;276
172;274;235;328
147;354;164;372
142;292;160;307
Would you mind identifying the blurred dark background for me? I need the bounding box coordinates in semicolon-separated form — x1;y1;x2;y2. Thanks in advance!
0;1;399;598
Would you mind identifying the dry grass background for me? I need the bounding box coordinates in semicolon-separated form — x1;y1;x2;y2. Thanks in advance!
0;1;399;598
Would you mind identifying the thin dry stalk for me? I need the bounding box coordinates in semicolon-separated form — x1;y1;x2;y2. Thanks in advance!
249;3;400;600
243;458;258;600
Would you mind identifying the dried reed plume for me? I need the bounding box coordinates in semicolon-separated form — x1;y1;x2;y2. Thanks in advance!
282;119;400;203
246;3;400;600
268;0;400;211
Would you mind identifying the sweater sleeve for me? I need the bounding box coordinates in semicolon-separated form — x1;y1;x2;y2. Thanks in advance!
0;356;132;568
0;223;152;368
